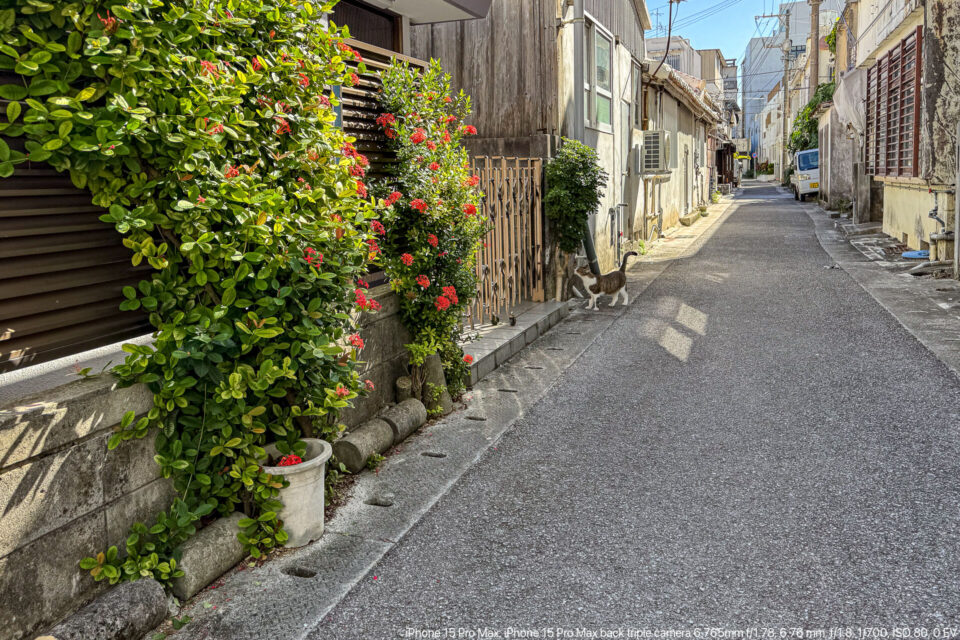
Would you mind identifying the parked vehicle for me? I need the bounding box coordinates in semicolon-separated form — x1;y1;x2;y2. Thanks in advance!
791;149;820;201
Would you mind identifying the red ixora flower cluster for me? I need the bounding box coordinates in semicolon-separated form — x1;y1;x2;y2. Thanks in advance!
366;237;380;254
461;125;478;135
410;128;427;144
427;234;438;247
371;220;386;235
298;72;310;87
410;199;428;213
349;73;360;86
429;162;440;171
275;118;291;135
386;191;403;206
356;181;368;198
463;203;477;216
416;275;430;288
465;175;480;187
365;379;376;391
401;253;414;266
355;288;382;312
434;295;451;311
335;385;350;398
463;354;474;364
442;285;458;304
277;454;302;467
224;165;240;179
98;10;120;34
348;333;365;349
200;60;220;78
303;246;323;267
338;42;363;61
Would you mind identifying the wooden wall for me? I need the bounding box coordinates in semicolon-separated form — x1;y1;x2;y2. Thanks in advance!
584;0;646;61
409;0;558;141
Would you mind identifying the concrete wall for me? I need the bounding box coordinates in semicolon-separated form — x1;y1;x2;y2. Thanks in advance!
0;378;169;640
0;286;406;640
921;0;960;186
817;105;854;208
881;182;956;251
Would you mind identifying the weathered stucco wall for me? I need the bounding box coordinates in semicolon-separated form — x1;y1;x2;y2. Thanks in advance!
0;286;407;640
922;0;960;186
818;106;854;208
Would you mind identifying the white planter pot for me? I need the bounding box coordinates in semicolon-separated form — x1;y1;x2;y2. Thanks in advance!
261;438;332;548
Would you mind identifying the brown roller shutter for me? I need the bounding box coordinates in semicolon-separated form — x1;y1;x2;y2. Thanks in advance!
0;167;150;373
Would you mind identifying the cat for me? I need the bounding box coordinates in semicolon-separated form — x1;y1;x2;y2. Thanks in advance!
575;251;638;310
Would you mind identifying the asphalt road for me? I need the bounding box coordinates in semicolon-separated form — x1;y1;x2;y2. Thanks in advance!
313;183;960;636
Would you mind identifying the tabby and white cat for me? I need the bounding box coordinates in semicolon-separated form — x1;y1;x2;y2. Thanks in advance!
575;251;638;310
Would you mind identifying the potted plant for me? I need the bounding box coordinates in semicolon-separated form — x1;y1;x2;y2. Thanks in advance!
711;190;721;204
698;203;708;216
261;439;333;548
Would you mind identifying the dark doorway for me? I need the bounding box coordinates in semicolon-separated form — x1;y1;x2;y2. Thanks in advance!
331;0;401;52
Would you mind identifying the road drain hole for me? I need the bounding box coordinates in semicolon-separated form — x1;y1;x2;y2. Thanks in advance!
421;451;447;458
283;567;317;579
525;366;544;370
364;496;394;507
565;332;581;335
498;388;518;393
465;415;487;421
546;347;564;351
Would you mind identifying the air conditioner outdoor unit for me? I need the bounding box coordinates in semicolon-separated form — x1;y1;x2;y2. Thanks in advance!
641;130;670;174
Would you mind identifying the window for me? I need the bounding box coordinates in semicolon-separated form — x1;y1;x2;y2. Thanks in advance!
865;27;922;177
723;78;737;90
584;20;612;128
797;150;818;171
331;0;400;51
665;54;681;70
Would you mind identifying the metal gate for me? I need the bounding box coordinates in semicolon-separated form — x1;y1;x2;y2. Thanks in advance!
468;156;545;328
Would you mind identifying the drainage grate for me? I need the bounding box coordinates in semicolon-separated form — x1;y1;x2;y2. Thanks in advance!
497;388;518;393
364;495;394;507
282;566;318;579
546;347;564;351
465;415;487;421
421;451;447;458
524;366;544;370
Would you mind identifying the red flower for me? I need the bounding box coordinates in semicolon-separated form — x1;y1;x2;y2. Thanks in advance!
371;220;386;235
206;122;223;135
349;73;360;86
411;199;428;213
427;234;438;247
401;253;414;266
444;96;453;103
275;118;291;135
356;181;368;198
416;274;430;288
385;129;396;139
319;95;331;108
366;237;379;253
462;125;478;135
365;379;375;391
350;164;366;177
462;203;477;216
298;73;310;87
465;175;480;187
410;128;427;144
251;57;262;71
331;214;342;223
269;29;276;38
434;295;451;311
442;131;451;144
356;154;370;167
341;142;358;158
197;195;206;203
277;454;302;467
429;162;440;171
463;354;474;364
387;191;402;205
357;278;369;289
442;285;458;304
335;385;350;398
303;246;323;266
444;115;457;124
349;333;365;349
376;113;396;127
200;60;220;78
426;140;437;151
224;165;240;178
98;11;120;34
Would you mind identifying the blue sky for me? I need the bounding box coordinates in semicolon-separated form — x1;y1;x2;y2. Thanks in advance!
644;0;784;70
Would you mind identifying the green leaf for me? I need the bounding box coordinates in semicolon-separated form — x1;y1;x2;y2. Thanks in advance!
0;162;13;178
0;139;9;162
6;101;20;123
237;518;256;528
0;85;27;100
75;86;96;102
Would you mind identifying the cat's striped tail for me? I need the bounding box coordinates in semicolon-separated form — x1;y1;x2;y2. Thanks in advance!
619;251;638;272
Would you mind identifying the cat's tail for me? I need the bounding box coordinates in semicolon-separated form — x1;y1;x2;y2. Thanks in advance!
619;251;638;272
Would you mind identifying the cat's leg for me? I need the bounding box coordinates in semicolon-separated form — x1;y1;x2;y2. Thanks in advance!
608;290;619;307
587;293;598;310
620;288;629;306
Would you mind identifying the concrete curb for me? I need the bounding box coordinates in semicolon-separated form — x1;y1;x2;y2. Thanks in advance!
40;579;166;640
172;512;247;601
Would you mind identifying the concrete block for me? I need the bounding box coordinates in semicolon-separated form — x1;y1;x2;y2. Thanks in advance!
332;418;394;473
104;478;176;546
171;512;247;601
475;353;496;383
0;433;106;558
380;399;427;444
421;354;453;416
0;511;107;640
0;376;152;469
495;343;515;367
522;324;540;345
679;211;700;226
102;432;162;503
508;334;526;357
43;579;166;640
395;376;413;403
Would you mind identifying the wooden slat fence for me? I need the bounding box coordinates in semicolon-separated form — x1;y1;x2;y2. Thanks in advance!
468;156;545;328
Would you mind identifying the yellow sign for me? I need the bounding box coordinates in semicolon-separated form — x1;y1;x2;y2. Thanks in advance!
734;154;752;160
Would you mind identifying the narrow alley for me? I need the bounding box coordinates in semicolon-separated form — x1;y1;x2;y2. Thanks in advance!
309;182;960;635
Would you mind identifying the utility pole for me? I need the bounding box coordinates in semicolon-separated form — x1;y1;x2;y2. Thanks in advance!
809;0;821;103
759;9;792;179
780;10;791;179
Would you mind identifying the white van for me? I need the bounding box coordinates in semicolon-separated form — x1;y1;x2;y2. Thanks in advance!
791;149;819;201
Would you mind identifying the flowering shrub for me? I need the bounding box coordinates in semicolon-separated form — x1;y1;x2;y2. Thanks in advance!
373;60;485;393
1;0;379;584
